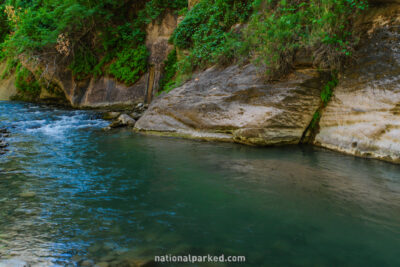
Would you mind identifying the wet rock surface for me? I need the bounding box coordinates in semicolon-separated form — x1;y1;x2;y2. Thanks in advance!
315;4;400;163
0;127;10;155
136;65;328;145
103;103;148;130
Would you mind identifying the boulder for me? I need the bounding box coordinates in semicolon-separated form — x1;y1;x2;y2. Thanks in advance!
315;4;400;163
136;64;328;145
110;114;136;128
103;112;121;120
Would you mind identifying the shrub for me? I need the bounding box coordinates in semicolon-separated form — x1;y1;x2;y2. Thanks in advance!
159;49;177;93
108;44;149;85
15;64;41;98
321;76;338;105
171;0;253;73
244;0;368;78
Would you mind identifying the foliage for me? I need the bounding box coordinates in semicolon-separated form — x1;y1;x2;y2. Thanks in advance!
0;57;17;79
310;110;321;129
108;44;149;85
171;0;253;74
14;64;41;98
0;0;187;87
321;76;338;105
69;46;98;80
245;0;368;78
137;0;187;25
159;49;177;93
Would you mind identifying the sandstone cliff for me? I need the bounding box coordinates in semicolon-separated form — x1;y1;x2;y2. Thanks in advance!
0;62;16;100
136;1;400;163
18;11;178;108
135;65;329;145
315;4;400;163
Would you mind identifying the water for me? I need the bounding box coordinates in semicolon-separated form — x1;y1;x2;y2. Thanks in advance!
0;101;399;266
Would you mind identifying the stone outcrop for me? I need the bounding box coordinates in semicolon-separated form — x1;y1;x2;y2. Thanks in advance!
0;62;16;100
135;65;328;145
145;12;178;103
314;4;400;163
18;11;178;108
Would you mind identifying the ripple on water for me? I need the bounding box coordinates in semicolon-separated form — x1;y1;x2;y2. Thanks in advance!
0;101;399;266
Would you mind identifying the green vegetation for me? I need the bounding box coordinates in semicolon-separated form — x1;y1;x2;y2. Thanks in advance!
307;75;339;135
14;64;41;99
0;0;186;95
321;76;338;105
310;111;321;130
158;49;178;93
171;0;253;74
108;44;149;85
0;0;367;97
245;0;367;78
166;0;367;88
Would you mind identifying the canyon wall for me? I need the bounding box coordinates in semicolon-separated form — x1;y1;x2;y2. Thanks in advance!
0;62;16;100
136;2;400;163
315;4;400;163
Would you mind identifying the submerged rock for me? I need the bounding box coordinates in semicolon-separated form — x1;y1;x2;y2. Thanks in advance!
130;112;143;121
109;114;136;128
0;259;30;267
80;259;95;267
18;191;36;198
315;4;400;163
136;65;328;145
103;112;121;120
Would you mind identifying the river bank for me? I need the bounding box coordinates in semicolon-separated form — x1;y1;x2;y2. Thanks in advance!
0;2;399;164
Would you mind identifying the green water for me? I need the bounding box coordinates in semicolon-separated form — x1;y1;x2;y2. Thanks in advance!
0;101;399;266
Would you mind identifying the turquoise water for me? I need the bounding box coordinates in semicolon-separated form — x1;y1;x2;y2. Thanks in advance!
0;101;399;266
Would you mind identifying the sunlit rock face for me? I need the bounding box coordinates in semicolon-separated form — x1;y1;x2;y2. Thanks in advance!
315;4;400;163
135;64;328;145
0;62;16;100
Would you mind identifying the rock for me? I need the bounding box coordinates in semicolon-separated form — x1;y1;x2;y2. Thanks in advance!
0;62;17;101
136;64;328;145
136;103;144;109
88;243;103;253
315;4;400;163
80;259;94;267
129;112;142;120
99;254;117;262
19;191;36;198
0;141;7;148
110;114;136;128
103;112;121;120
0;259;30;267
0;128;9;134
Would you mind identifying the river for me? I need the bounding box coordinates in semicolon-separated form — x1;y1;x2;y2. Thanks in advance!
0;101;399;266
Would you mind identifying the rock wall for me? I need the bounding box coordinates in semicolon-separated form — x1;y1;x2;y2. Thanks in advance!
315;4;400;163
0;62;16;100
136;1;400;164
18;11;178;108
135;65;329;145
145;12;178;102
